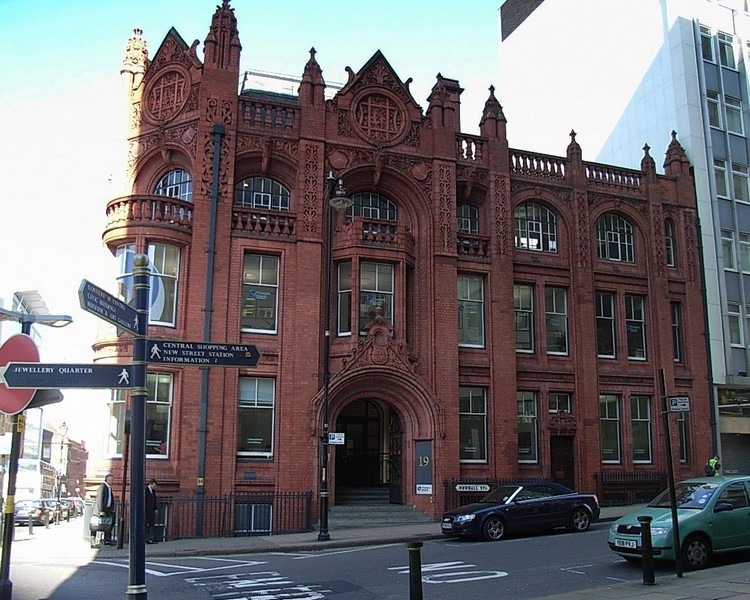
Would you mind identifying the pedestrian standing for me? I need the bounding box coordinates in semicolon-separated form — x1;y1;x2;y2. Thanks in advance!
145;478;158;544
93;473;116;547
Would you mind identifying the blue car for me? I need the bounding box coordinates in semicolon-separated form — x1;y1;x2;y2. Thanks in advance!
441;481;601;541
608;476;750;570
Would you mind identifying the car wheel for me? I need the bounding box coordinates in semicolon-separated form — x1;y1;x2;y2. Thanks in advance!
681;534;711;570
568;508;591;532
482;516;506;541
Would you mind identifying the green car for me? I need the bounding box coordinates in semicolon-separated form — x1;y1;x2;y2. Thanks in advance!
608;476;750;570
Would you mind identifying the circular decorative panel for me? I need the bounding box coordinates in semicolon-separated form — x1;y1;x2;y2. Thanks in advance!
144;69;189;123
352;92;407;146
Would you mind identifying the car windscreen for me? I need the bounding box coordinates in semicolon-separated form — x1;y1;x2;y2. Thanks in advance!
480;485;520;504
648;482;718;509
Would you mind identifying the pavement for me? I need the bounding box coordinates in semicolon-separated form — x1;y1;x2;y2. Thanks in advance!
7;505;750;599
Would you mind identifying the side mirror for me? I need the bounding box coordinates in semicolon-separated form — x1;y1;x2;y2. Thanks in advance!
714;501;734;513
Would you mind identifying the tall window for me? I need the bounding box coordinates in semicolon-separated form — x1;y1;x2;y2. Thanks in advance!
599;394;621;463
740;233;750;272
728;302;743;346
625;295;646;360
517;391;538;463
347;192;398;221
732;163;750;201
545;287;568;354
665;219;676;267
459;387;487;462
549;392;572;413
715;159;729;196
726;98;744;135
514;284;534;352
719;32;736;68
116;243;180;327
671;302;682;363
700;25;714;62
457;275;485;347
707;92;722;128
337;261;352;335
596;292;616;358
234;177;290;211
631;396;652;463
457;203;479;234
678;412;688;463
241;254;279;333
109;372;172;457
155;169;192;202
596;213;634;262
360;262;394;332
722;229;736;269
513;201;557;252
237;377;275;457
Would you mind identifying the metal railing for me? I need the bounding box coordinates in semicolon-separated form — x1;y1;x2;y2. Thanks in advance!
594;472;666;506
113;491;313;542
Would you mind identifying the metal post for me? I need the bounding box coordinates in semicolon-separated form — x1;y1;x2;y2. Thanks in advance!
659;369;683;578
638;515;655;585
407;541;424;600
318;175;336;542
0;412;23;599
117;411;130;550
126;254;150;599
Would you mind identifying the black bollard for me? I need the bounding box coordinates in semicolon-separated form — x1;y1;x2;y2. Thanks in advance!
27;515;32;536
407;541;423;600
637;515;655;585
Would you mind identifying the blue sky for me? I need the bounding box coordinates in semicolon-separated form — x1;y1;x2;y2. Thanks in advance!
0;1;501;441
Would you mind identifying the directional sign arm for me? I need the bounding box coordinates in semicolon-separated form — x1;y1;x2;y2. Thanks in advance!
1;363;134;389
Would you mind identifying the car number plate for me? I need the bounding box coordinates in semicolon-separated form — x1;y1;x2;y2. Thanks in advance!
615;538;637;549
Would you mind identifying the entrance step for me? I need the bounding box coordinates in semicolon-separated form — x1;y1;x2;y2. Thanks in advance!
336;487;391;505
327;498;435;529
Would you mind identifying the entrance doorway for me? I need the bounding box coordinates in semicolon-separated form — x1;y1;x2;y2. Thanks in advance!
334;399;403;503
550;436;575;489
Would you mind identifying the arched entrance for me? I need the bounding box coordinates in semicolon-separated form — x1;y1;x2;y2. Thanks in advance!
334;398;403;504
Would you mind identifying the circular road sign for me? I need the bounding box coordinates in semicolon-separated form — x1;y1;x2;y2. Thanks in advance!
0;334;39;415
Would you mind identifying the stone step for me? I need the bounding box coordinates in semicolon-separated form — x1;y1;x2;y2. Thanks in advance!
327;502;435;529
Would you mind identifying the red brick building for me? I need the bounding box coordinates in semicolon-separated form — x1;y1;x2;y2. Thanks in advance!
99;1;712;527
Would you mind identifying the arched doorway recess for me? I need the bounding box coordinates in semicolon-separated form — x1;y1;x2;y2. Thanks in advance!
334;398;403;503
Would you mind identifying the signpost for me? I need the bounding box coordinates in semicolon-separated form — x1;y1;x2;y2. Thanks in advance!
1;363;133;389
78;279;144;335
147;340;260;367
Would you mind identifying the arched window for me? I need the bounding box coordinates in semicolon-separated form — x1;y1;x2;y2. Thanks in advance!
346;192;398;221
154;169;192;202
665;218;676;267
234;177;290;211
457;203;479;234
513;201;557;252
596;213;634;262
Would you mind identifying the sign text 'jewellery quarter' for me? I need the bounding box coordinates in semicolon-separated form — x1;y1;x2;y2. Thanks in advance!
78;279;144;335
147;340;261;367
1;363;134;389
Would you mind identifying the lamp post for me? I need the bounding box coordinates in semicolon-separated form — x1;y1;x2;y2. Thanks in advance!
0;306;72;600
318;172;353;542
55;421;68;525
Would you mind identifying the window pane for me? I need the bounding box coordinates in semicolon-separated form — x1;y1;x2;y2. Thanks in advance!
148;243;180;326
596;214;633;262
596;292;616;357
155;169;192;202
458;275;485;347
517;391;538;462
545;287;568;354
625;295;646;360
242;254;279;332
459;387;486;462
631;396;652;463
514;284;534;352
514;202;557;252
359;262;394;332
234;177;290;211
599;394;620;463
337;261;352;335
237;378;275;456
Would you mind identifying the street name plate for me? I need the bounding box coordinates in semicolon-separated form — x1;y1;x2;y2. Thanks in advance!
147;340;261;367
1;363;134;389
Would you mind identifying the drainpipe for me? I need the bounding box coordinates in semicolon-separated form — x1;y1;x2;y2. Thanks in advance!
196;123;224;536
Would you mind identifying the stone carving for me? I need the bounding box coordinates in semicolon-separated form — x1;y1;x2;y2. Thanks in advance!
342;307;417;373
352;92;407;145
438;164;453;249
302;144;319;233
145;69;189;123
549;411;577;436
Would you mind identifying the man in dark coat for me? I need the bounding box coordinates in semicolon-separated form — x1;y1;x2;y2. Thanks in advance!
145;478;158;544
92;473;115;547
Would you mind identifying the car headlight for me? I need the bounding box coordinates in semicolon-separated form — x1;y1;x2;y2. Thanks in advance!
610;523;619;533
649;526;671;536
454;514;476;524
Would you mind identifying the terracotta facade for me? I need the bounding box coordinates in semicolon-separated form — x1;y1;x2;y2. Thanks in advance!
99;1;712;521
